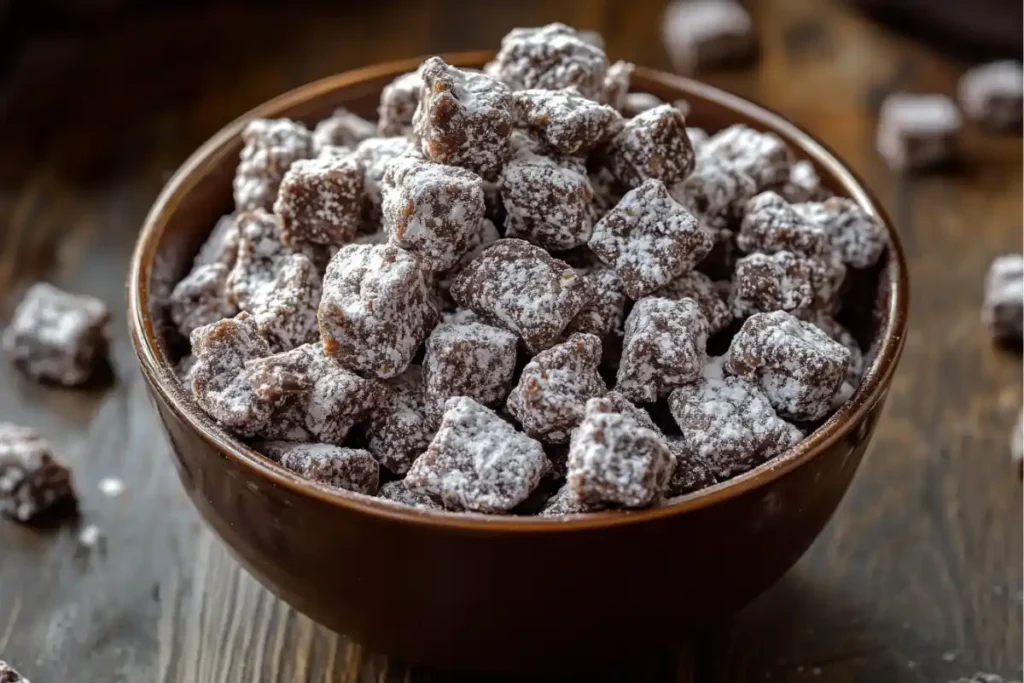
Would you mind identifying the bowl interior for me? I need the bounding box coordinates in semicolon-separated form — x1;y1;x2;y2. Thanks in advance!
128;52;908;529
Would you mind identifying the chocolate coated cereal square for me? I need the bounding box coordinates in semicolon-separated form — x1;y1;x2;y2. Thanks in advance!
605;104;696;189
233;118;313;212
274;154;365;247
366;367;435;475
492;23;609;101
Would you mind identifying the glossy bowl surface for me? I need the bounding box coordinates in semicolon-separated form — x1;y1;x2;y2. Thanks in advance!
127;52;908;672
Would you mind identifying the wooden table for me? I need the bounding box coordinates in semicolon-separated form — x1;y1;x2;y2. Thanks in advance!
0;1;1020;681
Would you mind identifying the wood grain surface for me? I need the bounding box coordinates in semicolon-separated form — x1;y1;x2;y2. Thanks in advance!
0;1;1021;681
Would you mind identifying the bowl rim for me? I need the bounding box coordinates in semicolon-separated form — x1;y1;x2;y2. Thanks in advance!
127;51;909;533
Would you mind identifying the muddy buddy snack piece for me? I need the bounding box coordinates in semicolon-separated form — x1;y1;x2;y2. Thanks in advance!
507;333;607;443
807;313;864;393
500;148;594;251
605;105;696;189
169;263;237;337
602;60;634;111
662;0;756;74
737;191;830;259
366;367;434;475
233;118;313;212
622;92;666;118
539;483;600;516
959;61;1023;131
513;89;622;156
450;239;594;352
656;271;731;335
671;160;757;229
381;156;485;271
775;160;827;203
616;297;709;403
589;179;712;298
698;125;792;189
318;243;438;378
566;398;674;508
261;441;379;495
406;396;548;513
794;197;886;269
312;108;376;153
0;661;30;683
876;93;961;172
0;424;76;523
378;480;445;510
983;254;1024;343
352;136;416;220
423;321;518;423
248;253;321;351
686;126;709;151
588;166;626;219
2;283;110;387
194;213;241;269
378;69;423;136
565;263;628;338
727;310;850;421
273;154;365;247
730;251;815;319
669;374;802;480
492;23;609;101
190;313;273;434
413;57;515;181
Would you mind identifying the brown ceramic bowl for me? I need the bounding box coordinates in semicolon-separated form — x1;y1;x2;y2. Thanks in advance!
127;52;908;673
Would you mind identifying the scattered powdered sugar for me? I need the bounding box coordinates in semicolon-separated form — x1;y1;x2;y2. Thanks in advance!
98;477;125;498
405;396;548;512
78;523;104;549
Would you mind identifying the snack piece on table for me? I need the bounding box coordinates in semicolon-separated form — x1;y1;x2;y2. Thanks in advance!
413;57;515;181
233;118;313;212
491;23;609;101
662;0;757;74
450;239;594;352
876;93;961;172
616;297;709;403
274;154;365;247
983;254;1024;343
381;155;485;271
405;396;548;513
0;423;77;523
958;60;1023;131
318;243;438;378
605;104;696;189
727;310;850;421
506;333;607;443
2;283;110;387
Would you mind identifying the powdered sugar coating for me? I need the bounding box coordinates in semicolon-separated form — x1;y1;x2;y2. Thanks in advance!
730;251;815;318
662;0;756;74
194;213;240;269
492;23;609;101
983;253;1024;342
602;60;634;111
566;398;674;507
589;179;712;298
616;297;709;403
352;136;416;220
259;441;379;495
190;313;273;435
698;124;792;189
500;147;594;251
381;155;485;271
378;70;423;136
2;283;110;387
506;333;607;443
169;263;237;337
366;367;435;475
274;154;365;247
405;396;548;512
606;104;696;189
656;270;731;334
318;243;438;378
565;263;628;338
233;118;313;212
668;374;802;480
413;57;515;181
737;191;831;259
423;321;518;423
248;253;321;352
959;61;1024;131
378;479;445;510
0;423;76;522
450;239;594;352
794;197;886;268
312;108;377;154
512;89;622;156
727;310;850;421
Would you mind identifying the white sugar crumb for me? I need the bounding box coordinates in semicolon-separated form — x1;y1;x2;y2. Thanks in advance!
98;477;125;497
78;524;104;548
